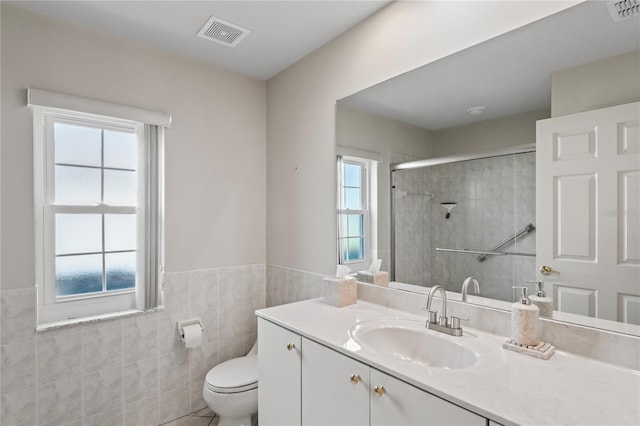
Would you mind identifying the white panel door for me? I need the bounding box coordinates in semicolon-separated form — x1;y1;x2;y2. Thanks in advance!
537;101;640;323
258;319;302;426
301;338;369;426
369;369;485;426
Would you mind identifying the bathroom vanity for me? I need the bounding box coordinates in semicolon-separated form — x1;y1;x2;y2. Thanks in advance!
256;299;640;426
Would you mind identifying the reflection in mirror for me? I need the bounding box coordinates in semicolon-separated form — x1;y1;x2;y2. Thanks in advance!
336;2;640;334
392;150;535;303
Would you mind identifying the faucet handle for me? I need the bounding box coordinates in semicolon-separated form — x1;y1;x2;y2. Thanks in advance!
449;315;468;329
426;310;437;324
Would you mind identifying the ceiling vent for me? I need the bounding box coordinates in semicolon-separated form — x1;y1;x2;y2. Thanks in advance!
607;0;640;22
197;16;250;48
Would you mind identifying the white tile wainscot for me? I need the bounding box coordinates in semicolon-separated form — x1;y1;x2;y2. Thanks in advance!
0;264;265;426
256;299;640;426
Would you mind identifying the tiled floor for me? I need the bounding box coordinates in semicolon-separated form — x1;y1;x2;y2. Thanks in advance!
162;408;219;426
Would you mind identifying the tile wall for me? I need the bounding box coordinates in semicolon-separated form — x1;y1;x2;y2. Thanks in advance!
393;152;536;301
0;264;265;426
265;265;324;307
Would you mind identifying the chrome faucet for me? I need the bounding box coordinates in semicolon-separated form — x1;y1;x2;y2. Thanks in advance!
461;277;480;302
426;285;448;325
424;285;466;336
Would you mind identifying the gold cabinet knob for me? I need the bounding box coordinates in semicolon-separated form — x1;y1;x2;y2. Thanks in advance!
286;343;296;351
539;265;558;276
350;374;360;384
373;385;386;397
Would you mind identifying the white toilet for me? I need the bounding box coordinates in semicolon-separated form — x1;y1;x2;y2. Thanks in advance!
202;343;258;426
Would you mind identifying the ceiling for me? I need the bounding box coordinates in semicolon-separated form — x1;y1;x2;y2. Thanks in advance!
9;0;391;80
340;1;640;130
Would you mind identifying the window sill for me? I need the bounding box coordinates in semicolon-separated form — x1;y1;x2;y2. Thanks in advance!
36;306;164;332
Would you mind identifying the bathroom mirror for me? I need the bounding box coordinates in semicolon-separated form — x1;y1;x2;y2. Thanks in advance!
336;2;640;334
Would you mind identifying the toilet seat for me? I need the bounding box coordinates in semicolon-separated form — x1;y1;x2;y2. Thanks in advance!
205;354;258;394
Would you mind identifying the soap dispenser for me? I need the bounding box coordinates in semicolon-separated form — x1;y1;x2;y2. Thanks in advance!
528;280;553;318
510;286;539;346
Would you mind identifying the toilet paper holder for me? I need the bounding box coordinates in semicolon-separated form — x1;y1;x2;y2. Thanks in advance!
177;318;204;342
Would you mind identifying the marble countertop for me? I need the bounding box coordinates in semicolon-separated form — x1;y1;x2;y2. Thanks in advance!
256;299;640;426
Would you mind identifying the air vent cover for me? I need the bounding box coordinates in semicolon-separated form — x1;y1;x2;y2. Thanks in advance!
197;16;250;48
607;0;640;22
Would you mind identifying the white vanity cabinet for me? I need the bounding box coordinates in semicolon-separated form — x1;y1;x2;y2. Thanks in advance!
302;337;369;425
369;369;485;426
259;318;488;426
258;319;302;426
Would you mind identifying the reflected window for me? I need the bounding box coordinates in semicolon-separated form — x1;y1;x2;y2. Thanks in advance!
338;157;371;264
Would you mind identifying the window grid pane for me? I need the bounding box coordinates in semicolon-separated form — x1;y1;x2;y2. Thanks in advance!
54;122;102;167
51;119;138;298
105;251;136;291
54;122;137;208
56;254;103;296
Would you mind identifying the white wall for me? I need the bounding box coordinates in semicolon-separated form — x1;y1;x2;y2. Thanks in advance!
335;104;432;270
266;0;580;275
0;5;267;424
1;4;266;290
431;109;550;157
551;50;640;117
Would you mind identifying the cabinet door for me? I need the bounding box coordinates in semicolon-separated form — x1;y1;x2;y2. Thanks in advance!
370;369;485;426
258;319;302;426
301;338;369;426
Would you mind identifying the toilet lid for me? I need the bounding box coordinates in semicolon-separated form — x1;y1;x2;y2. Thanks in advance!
206;354;258;393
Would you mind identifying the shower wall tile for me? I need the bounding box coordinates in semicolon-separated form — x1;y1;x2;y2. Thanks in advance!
0;263;266;425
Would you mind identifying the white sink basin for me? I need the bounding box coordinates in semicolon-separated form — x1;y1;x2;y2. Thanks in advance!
349;318;503;370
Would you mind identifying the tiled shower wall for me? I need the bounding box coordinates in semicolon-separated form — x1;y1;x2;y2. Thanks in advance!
393;152;536;301
0;264;265;426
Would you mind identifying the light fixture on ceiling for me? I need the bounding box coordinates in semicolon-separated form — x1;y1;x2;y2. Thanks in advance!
466;106;486;116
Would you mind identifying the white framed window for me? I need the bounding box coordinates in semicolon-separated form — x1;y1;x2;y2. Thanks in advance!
337;155;377;269
29;89;168;326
